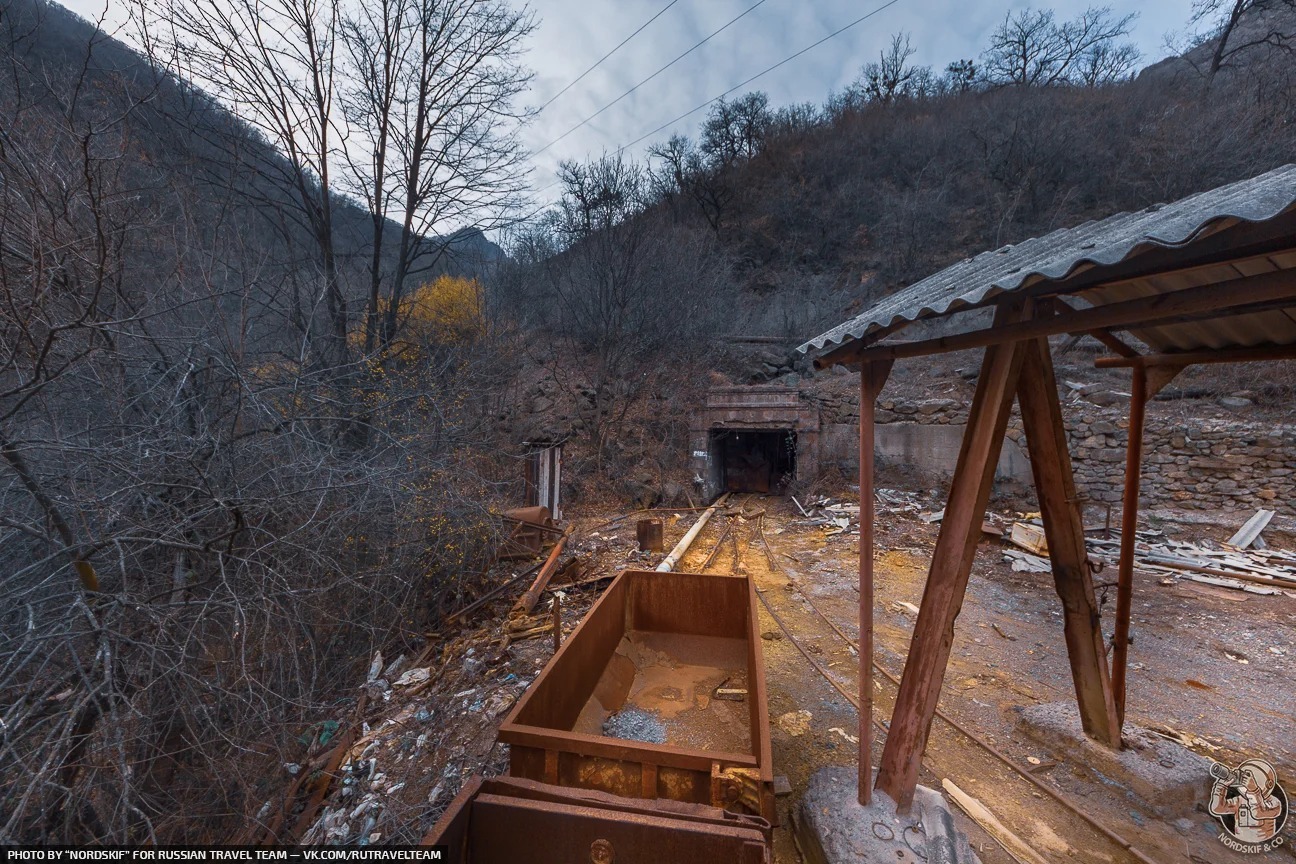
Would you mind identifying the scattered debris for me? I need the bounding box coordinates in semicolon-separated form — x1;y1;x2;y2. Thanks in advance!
1145;724;1220;753
714;687;747;702
828;726;859;745
892;601;921;616
603;707;667;744
777;710;813;737
1226;509;1275;549
393;668;430;687
1009;522;1049;556
1004;549;1051;573
991;623;1017;641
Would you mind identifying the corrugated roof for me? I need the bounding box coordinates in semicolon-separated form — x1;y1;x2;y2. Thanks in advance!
799;164;1296;356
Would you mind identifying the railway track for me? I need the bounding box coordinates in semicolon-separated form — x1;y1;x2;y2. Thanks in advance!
673;498;1165;864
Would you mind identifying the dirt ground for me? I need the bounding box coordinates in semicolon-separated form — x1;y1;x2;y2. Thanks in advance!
309;491;1296;861
570;492;1296;863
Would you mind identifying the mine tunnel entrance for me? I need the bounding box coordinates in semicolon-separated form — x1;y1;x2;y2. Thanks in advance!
709;428;797;494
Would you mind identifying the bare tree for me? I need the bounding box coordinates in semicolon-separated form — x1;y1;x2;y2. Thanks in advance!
647;133;732;235
137;0;350;369
700;92;772;166
2;0;522;844
514;155;729;471
943;59;980;92
338;0;533;354
860;33;932;104
983;6;1139;87
1192;0;1296;78
1075;39;1142;85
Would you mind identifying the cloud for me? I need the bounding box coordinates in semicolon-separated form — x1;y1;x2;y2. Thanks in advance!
56;0;1199;207
521;0;1195;199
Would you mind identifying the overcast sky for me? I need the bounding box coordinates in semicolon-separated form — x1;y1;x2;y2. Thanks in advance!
64;0;1197;209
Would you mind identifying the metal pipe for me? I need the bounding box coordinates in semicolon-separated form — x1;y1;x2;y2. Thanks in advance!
655;493;730;572
1112;363;1147;727
513;528;571;615
446;561;543;624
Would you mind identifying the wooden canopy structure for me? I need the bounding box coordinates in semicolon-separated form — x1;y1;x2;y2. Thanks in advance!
798;164;1296;811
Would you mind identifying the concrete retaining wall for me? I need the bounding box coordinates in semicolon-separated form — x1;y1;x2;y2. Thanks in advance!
819;422;1031;482
807;390;1296;514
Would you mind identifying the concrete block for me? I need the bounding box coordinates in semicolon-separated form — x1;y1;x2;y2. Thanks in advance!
1016;702;1210;815
796;766;981;864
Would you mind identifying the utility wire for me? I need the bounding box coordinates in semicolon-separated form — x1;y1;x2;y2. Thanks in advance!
533;0;775;155
616;0;902;154
536;0;683;113
528;0;902;214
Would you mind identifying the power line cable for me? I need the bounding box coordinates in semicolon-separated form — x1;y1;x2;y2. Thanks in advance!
533;0;775;155
615;0;902;154
528;0;902;213
535;0;683;113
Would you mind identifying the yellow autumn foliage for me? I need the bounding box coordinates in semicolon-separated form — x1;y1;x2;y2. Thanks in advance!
350;274;486;360
401;274;486;346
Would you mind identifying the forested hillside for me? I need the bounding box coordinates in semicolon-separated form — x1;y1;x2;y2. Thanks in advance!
504;3;1296;346
1;0;523;843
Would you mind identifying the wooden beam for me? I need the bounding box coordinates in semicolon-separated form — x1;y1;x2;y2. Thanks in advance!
818;268;1296;366
858;358;893;806
1086;329;1140;358
875;302;1029;811
1111;365;1148;728
1017;335;1122;748
1145;364;1187;399
1095;343;1296;368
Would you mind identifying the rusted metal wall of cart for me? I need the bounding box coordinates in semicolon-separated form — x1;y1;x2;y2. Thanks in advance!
498;569;776;825
426;776;768;863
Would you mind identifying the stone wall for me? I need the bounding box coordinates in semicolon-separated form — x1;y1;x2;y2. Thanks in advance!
806;388;1296;514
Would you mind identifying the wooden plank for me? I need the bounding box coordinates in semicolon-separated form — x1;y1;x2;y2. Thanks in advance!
858;358;892;806
1226;510;1276;549
1008;522;1049;556
875;301;1028;811
822;268;1296;366
1016;335;1121;748
942;779;1050;864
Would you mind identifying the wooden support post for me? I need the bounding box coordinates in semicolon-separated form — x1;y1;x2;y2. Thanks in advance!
1112;365;1148;727
858;358;893;806
876;303;1028;811
1017;336;1121;747
552;594;562;654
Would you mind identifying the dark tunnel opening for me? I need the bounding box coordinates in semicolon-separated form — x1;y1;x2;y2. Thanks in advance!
709;428;797;494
